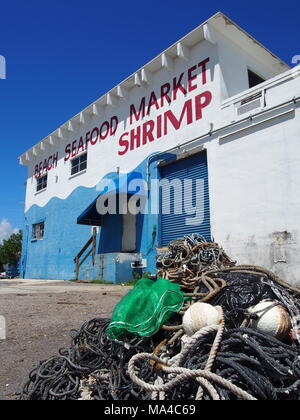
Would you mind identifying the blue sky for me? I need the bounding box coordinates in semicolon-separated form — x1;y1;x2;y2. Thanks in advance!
0;0;299;241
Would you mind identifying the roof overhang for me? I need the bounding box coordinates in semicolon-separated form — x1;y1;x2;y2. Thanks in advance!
77;171;146;226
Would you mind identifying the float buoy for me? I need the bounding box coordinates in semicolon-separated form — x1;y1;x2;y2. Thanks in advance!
182;302;222;336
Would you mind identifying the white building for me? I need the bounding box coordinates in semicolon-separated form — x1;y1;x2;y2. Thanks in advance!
19;12;300;286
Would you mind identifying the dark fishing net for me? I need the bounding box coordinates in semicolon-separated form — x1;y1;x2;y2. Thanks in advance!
165;327;300;400
19;317;175;400
208;272;278;327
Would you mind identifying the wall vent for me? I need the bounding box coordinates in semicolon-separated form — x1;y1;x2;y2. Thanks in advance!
236;92;263;117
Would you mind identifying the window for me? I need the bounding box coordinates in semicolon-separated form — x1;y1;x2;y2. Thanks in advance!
32;222;45;240
248;69;265;89
71;153;87;176
36;174;47;192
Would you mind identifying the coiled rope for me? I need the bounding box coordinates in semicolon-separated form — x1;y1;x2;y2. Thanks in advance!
128;353;257;401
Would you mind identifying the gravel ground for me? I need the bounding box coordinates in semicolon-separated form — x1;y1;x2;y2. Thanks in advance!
0;279;131;400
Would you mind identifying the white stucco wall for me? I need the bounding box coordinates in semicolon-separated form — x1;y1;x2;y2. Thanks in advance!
207;103;300;286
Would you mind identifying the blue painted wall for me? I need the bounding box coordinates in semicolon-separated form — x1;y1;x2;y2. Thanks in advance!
22;185;99;280
21;154;171;282
21;151;209;282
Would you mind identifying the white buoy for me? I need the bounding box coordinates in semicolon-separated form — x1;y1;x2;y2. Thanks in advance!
247;300;291;339
182;302;221;336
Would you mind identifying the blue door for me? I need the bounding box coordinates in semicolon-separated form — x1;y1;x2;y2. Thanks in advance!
159;151;211;246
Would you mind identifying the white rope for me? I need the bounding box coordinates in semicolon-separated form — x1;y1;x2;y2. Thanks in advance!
128;352;257;401
196;307;225;400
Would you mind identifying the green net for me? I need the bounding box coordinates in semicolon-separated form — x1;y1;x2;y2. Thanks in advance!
106;277;185;340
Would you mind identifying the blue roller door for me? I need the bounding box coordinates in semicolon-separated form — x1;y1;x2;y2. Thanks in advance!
159;151;211;246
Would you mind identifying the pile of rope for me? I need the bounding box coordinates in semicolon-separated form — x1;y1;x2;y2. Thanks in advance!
156;234;235;289
19;235;300;401
129;325;300;400
202;265;300;344
20;318;178;400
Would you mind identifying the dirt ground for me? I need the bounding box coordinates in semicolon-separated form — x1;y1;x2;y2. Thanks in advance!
0;279;131;400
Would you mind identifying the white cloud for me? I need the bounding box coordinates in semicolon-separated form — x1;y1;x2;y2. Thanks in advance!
0;219;19;244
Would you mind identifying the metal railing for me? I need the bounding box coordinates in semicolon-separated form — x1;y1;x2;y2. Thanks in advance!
74;227;97;280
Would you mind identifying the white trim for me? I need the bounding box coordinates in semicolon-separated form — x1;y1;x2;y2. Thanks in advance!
221;66;300;108
68;169;87;180
219;108;295;142
34;187;47;196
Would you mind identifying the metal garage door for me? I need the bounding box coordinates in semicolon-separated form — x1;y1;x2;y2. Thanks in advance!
160;151;211;246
